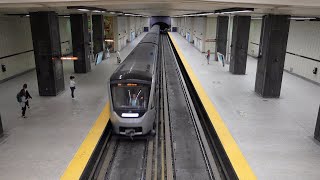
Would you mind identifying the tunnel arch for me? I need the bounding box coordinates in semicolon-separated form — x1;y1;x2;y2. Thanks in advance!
152;22;170;31
150;16;171;31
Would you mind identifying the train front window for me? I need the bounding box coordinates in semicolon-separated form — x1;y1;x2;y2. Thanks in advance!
111;83;150;110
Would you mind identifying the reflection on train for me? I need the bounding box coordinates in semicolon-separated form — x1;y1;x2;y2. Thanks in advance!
108;25;160;136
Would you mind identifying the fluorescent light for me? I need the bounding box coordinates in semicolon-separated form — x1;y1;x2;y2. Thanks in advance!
225;10;253;14
251;17;262;20
290;17;316;20
121;113;139;118
105;39;114;42
25;14;30;17
63;15;70;18
78;9;89;12
109;12;116;14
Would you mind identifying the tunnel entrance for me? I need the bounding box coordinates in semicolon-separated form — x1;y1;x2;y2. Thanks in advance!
150;16;171;31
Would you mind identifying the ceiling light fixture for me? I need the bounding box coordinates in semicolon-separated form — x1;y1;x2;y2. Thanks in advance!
290;17;316;20
215;8;254;14
78;9;90;12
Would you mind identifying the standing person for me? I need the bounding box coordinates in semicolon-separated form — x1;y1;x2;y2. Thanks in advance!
116;51;121;64
70;76;76;99
23;84;32;108
19;89;27;118
206;50;211;64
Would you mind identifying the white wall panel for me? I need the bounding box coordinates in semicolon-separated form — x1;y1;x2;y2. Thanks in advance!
248;19;261;57
0;16;34;81
205;17;217;53
59;17;72;55
285;20;320;84
193;17;206;52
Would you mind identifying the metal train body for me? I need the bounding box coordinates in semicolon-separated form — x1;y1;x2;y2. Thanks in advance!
108;25;160;136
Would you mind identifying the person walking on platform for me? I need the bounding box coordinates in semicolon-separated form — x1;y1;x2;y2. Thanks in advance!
206;50;210;64
116;51;121;64
18;89;27;118
23;84;32;108
70;76;76;99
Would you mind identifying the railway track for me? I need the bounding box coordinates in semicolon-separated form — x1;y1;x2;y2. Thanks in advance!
83;34;232;180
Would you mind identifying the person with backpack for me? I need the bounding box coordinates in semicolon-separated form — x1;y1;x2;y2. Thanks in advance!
17;89;27;118
23;84;32;108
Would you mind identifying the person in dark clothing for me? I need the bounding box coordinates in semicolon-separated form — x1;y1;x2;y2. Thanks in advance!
19;89;27;118
23;84;32;108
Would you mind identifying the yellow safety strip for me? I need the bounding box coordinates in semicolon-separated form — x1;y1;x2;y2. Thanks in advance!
60;102;110;180
168;33;256;180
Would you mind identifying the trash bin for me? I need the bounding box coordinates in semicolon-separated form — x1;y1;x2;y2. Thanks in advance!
314;105;320;141
0;113;3;137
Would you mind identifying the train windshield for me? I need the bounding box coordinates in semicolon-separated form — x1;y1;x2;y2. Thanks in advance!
111;83;150;110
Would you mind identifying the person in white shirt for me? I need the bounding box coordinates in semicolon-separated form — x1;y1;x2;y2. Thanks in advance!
116;51;121;64
70;76;76;98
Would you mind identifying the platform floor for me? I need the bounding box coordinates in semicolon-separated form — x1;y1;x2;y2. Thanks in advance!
170;32;320;179
0;33;146;179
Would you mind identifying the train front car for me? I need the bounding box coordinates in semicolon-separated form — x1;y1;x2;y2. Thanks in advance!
109;25;159;136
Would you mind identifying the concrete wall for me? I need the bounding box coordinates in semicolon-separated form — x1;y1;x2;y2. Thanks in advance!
248;19;320;84
248;19;262;57
0;16;34;82
285;20;320;84
114;16;149;51
193;17;206;52
0;16;73;82
204;17;217;53
59;17;72;56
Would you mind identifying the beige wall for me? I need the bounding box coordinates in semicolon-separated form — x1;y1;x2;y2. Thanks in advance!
0;16;72;82
248;19;262;57
204;17;217;53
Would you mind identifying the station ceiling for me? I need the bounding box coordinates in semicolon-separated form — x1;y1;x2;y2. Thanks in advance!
0;0;320;17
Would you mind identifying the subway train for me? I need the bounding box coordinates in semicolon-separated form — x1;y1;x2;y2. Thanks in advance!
108;25;160;136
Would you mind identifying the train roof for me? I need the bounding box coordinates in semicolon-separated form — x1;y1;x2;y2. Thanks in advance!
110;43;158;82
139;33;159;45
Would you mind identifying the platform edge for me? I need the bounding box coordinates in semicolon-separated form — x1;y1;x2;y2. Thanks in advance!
60;102;110;180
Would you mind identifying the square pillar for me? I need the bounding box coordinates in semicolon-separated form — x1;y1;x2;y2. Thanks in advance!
314;105;320;141
215;16;229;60
254;15;290;98
70;14;91;73
30;11;65;96
92;15;104;54
229;16;251;74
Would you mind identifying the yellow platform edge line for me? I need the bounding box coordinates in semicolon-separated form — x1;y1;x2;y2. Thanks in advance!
168;33;256;180
60;102;110;180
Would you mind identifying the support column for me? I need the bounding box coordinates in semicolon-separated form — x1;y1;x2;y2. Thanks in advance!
229;16;251;74
92;15;104;54
0;114;3;137
30;11;65;96
255;15;290;98
314;105;320;141
215;16;229;61
70;14;91;73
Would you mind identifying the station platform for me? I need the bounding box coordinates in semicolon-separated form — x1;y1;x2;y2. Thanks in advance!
169;32;320;179
0;33;146;179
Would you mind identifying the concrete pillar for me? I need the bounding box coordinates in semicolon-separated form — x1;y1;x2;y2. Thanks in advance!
92;15;104;54
215;16;229;61
30;11;65;96
255;15;290;98
0;113;3;137
229;16;251;74
314;105;320;141
70;14;91;73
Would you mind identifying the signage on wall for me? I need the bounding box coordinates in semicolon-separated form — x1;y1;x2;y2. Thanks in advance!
205;39;216;42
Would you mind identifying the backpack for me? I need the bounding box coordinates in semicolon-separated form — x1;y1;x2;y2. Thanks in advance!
16;92;22;103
